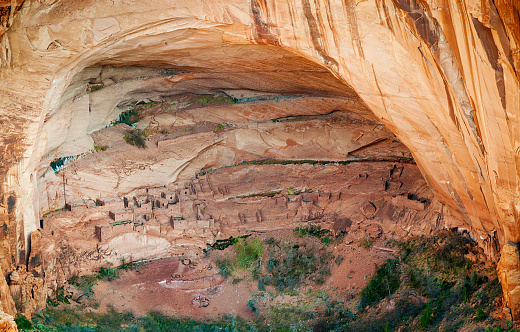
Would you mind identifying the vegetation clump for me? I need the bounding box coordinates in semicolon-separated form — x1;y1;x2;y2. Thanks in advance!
86;82;104;93
111;100;157;127
260;242;333;291
30;309;254;332
42;207;66;218
335;231;502;331
204;234;251;252
113;106;140;126
234;239;263;271
359;259;400;308
123;130;147;148
198;96;236;104
215;258;234;279
32;232;503;332
14;315;33;330
49;156;76;173
294;224;329;238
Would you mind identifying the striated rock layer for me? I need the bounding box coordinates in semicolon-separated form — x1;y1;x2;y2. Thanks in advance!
0;0;519;323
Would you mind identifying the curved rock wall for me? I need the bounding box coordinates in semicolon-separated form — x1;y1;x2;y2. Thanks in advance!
0;0;518;321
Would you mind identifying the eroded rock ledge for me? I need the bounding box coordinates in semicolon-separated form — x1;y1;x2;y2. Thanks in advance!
0;0;518;324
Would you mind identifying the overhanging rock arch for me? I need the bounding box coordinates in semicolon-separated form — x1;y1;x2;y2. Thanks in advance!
0;0;518;323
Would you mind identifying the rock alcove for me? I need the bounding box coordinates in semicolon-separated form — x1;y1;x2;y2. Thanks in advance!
0;0;518;327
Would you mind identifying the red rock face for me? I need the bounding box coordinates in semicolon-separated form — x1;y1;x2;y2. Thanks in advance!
0;0;518;322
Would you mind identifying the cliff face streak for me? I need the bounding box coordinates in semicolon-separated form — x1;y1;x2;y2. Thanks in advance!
0;0;519;323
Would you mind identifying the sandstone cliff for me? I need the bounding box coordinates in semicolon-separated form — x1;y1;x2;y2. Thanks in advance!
0;0;518;323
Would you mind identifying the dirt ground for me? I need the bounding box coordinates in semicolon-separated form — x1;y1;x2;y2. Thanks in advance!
91;229;394;322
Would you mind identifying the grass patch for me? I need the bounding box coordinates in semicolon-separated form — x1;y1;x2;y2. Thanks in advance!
31;308;255;332
198;96;236;104
42;207;66;218
94;145;108;152
234;239;263;271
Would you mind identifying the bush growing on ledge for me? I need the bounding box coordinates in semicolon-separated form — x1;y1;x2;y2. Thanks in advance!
359;259;401;309
261;242;333;291
94;145;108;152
123;130;147;148
216;258;234;279
14;315;33;330
97;266;119;281
68;274;99;298
234;239;263;271
112;103;140;126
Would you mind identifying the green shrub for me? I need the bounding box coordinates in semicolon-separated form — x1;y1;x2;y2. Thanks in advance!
247;299;258;313
94;145;108;152
55;286;71;304
287;187;299;195
87;82;104;93
321;236;333;245
216;259;233;279
97;266;119;281
215;124;226;130
419;300;434;330
234;239;263;270
295;227;308;237
123;130;147;148
119;258;145;273
114;106;140;126
476;308;486;322
15;314;33;330
359;259;400;309
205;234;251;252
68;274;98;297
360;237;373;250
49;156;76;172
263;243;333;291
264;237;280;246
46;297;60;307
294;224;329;239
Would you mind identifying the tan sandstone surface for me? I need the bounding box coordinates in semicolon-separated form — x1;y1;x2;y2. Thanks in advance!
0;0;519;325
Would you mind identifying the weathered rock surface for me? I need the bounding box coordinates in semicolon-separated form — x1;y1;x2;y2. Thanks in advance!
0;308;17;332
0;0;518;321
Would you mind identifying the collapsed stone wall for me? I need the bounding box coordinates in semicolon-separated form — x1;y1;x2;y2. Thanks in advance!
0;0;518;323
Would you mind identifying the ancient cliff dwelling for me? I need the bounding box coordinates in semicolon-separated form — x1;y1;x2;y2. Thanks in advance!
0;0;519;331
